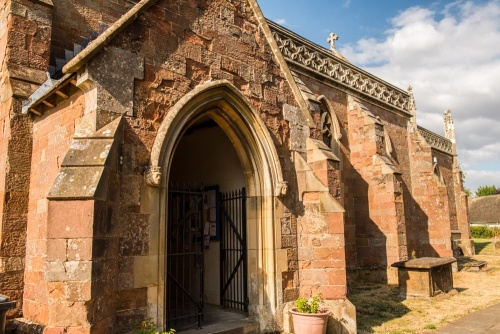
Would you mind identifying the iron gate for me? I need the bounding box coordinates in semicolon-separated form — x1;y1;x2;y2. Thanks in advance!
167;185;204;329
220;188;248;311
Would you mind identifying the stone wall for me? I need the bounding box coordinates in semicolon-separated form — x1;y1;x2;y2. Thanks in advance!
293;72;412;282
406;122;453;258
0;0;53;317
107;0;300;329
22;0;306;331
49;0;133;68
9;0;468;332
346;97;407;283
434;150;457;230
23;92;85;325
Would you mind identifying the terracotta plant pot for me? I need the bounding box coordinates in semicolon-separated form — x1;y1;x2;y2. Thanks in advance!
290;308;329;334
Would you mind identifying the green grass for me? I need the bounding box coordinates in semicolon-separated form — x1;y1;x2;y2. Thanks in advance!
349;284;410;332
424;324;437;330
474;238;499;255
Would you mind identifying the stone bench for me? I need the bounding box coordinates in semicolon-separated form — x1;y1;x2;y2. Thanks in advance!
391;257;456;298
463;261;487;271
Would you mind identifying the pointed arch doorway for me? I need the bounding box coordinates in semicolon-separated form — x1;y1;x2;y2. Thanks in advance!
149;81;285;332
167;116;248;329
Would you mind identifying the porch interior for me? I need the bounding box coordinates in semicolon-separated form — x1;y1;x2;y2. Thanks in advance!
179;304;258;334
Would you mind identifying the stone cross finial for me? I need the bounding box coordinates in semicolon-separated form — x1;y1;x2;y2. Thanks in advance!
327;33;339;51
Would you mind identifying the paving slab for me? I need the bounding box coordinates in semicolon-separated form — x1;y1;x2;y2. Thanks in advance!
431;303;500;333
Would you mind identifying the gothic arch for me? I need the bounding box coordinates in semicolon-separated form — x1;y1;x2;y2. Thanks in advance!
433;162;446;185
147;79;285;330
318;95;342;156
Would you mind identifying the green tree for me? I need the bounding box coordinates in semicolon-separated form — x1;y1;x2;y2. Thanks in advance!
475;185;498;197
464;188;472;197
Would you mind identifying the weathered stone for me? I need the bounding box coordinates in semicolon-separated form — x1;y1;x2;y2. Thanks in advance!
0;0;471;333
392;257;456;298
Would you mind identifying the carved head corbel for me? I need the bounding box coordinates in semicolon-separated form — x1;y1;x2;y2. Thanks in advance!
275;181;288;197
145;166;162;187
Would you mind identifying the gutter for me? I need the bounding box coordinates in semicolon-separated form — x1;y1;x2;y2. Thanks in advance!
21;73;73;114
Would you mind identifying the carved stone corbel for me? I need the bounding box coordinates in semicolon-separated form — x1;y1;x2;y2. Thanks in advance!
145;166;162;187
275;181;288;197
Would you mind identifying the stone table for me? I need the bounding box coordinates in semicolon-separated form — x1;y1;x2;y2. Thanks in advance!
391;257;456;298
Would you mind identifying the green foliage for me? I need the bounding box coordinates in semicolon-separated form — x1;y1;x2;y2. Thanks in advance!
471;226;500;239
464;188;472;197
135;320;175;334
471;226;493;238
424;324;437;330
475;185;498;197
295;293;323;314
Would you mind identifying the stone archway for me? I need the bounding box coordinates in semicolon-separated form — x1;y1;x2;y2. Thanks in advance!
144;80;285;331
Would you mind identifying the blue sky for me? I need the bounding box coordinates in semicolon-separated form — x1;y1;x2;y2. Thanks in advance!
258;0;500;194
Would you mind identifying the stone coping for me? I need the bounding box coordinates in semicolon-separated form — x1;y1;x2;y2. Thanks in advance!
391;257;456;269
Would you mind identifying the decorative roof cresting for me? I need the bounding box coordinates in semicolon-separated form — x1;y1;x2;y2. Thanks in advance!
268;21;411;114
418;126;453;155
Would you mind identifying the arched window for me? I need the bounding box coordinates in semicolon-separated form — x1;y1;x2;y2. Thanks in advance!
318;96;342;156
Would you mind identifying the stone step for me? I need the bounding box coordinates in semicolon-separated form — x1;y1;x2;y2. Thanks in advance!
180;320;259;334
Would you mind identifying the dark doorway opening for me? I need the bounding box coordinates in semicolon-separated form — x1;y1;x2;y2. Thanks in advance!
167;118;249;330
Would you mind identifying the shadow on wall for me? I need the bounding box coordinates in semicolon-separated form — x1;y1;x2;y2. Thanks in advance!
114;120;153;333
401;181;440;260
348;169;388;284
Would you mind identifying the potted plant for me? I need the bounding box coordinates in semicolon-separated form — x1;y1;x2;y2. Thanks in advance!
289;293;329;334
135;319;175;334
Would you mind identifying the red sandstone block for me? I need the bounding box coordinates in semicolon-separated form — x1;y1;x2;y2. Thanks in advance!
67;238;93;261
297;248;313;261
313;248;332;261
326;212;344;234
299;269;328;285
303;192;319;202
300;260;311;269
43;327;66;334
48;301;89;327
29;255;46;271
67;281;92;302
23;299;49;324
311;260;337;269
24;270;44;284
314;235;341;249
47;201;95;239
331;247;346;260
35;118;56;138
47;282;66;301
67;327;91;334
319;285;346;299
47;239;67;262
327;269;347;285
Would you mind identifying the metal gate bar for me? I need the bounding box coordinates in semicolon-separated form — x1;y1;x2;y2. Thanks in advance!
167;185;204;329
220;188;248;311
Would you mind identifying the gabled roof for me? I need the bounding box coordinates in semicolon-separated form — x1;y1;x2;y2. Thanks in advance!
23;0;314;124
469;194;500;224
23;0;446;157
22;0;158;115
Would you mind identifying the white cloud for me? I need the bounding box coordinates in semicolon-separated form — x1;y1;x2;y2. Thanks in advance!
340;0;500;192
274;18;287;25
464;170;500;194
